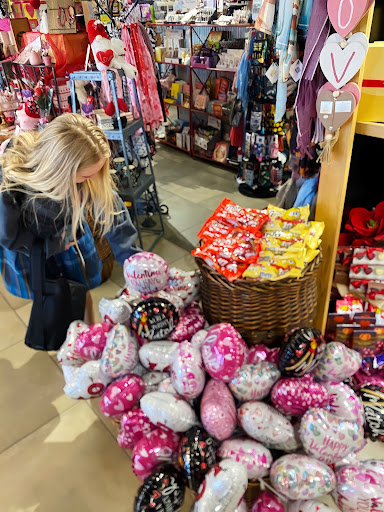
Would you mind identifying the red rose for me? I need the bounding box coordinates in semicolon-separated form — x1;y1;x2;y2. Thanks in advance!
345;202;384;246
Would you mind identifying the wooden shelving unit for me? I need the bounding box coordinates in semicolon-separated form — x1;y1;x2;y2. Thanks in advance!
152;22;251;168
314;8;376;332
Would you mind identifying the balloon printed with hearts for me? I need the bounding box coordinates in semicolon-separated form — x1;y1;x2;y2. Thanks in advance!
217;438;273;479
278;327;325;377
117;408;155;450
323;381;365;425
171;341;205;400
139;341;178;372
251;489;285;512
130;298;179;343
100;324;139;378
124;252;169;294
229;361;281;402
312;342;362;382
141;391;198;432
100;374;145;417
142;371;170;393
200;379;237;441
270;454;336;500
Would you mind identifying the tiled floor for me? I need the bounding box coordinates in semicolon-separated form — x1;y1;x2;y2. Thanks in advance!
0;146;382;511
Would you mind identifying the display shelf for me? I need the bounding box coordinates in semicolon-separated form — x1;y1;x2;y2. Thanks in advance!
118;173;155;201
149;22;251;27
355;121;384;139
191;108;229;120
191;66;237;73
103;119;143;141
158;139;190;152
156;61;190;67
164;100;189;110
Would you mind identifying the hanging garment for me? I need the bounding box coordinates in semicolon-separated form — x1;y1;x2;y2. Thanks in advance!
298;0;314;35
295;0;330;158
255;0;276;35
122;23;164;130
275;0;294;51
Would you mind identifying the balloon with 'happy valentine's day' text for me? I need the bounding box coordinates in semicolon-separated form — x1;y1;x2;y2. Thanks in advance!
178;426;217;492
132;427;180;479
300;408;364;465
141;391;197;432
134;464;185;512
217;438;272;479
238;401;300;451
251;490;285;512
124;252;169;294
271;374;330;417
202;323;248;382
200;379;237;441
333;460;384;512
117;408;155;450
278;327;325;377
229;361;280;402
100;374;145;417
312;342;362;382
193;459;248;512
323;381;365;425
171;341;205;400
270;454;336;500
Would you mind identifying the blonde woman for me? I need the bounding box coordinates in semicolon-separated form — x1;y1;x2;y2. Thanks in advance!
0;113;139;323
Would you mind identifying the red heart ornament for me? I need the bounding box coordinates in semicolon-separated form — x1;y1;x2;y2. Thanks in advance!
25;3;35;17
96;49;113;67
327;0;375;38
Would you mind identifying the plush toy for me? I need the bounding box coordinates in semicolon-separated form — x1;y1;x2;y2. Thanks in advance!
110;37;137;79
16;101;40;131
87;20;137;116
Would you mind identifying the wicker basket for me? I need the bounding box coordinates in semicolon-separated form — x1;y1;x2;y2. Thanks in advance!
196;254;321;345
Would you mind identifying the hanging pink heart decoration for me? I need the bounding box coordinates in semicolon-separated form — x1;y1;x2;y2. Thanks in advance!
25;3;35;17
327;0;375;38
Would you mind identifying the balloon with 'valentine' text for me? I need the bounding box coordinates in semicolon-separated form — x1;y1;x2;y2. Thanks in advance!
124;252;169;294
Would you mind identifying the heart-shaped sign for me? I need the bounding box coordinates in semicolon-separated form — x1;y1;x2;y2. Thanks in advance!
316;88;357;131
300;408;364;465
328;0;375;39
320;37;367;89
96;49;114;67
25;3;35;17
326;31;369;53
321;81;361;105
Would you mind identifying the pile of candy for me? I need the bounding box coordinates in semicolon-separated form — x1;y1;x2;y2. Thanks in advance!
192;199;324;282
56;251;384;512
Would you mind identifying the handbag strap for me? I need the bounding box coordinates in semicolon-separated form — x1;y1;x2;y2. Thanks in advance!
30;239;46;300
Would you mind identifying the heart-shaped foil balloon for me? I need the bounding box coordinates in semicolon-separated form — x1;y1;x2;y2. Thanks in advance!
124;252;169;294
100;324;139;378
100;374;145;417
278;327;325;377
178;426;217;492
202;323;248;382
323;381;365;425
251;490;285;512
300;408;364;465
165;267;200;306
98;296;132;325
229;362;281;402
357;384;384;442
132;427;180;479
200;379;237;441
63;360;112;399
140;391;198;432
57;320;88;366
74;322;113;360
139;341;178;373
171;341;205;400
271;374;330;417
238;402;300;451
288;500;336;512
333;460;384;512
117;408;155;450
312;342;362;382
217;438;272;479
169;314;206;343
271;454;336;500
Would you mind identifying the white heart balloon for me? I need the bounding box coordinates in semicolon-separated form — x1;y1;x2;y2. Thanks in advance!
320;38;367;89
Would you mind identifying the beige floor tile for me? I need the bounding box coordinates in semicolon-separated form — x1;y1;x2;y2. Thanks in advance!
0;295;27;351
86;396;122;439
171;253;198;272
0;342;74;453
0;402;141;512
90;280;122;322
15;302;33;326
152;239;189;265
0;277;31;311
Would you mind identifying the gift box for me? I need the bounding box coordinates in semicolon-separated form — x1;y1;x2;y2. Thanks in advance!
357;42;384;123
352;247;384;266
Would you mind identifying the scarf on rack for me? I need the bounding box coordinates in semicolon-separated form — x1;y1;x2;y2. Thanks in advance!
295;0;330;158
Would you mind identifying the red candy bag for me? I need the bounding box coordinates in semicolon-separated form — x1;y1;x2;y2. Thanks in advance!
211;198;268;234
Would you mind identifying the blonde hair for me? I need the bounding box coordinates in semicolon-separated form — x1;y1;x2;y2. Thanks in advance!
0;113;119;243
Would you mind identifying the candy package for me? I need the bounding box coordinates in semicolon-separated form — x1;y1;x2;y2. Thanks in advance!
211;198;268;234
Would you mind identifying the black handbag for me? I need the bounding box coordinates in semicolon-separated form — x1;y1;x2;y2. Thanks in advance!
25;239;87;351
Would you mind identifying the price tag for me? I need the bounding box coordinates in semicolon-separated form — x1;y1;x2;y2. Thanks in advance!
335;100;352;113
265;63;279;84
289;59;303;82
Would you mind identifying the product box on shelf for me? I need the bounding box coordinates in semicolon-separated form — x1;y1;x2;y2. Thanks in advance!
357;42;384;123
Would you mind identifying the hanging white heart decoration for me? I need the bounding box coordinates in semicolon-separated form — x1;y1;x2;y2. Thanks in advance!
326;31;369;53
320;38;367;89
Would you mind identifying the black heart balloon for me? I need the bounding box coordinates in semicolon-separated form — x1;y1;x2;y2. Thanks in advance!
178;426;217;492
278;327;325;377
134;465;185;512
130;298;179;342
357;384;384;442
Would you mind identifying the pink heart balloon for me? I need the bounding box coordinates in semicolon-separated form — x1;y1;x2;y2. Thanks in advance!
327;0;375;38
74;322;113;360
169;314;206;342
117;408;155;450
171;341;205;399
202;323;248;382
323;381;365;425
100;374;145;417
251;490;285;512
132;427;180;479
271;374;330;417
200;379;237;441
300;408;364;465
312;342;362;382
217;438;272;479
247;345;271;364
333;460;384;512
